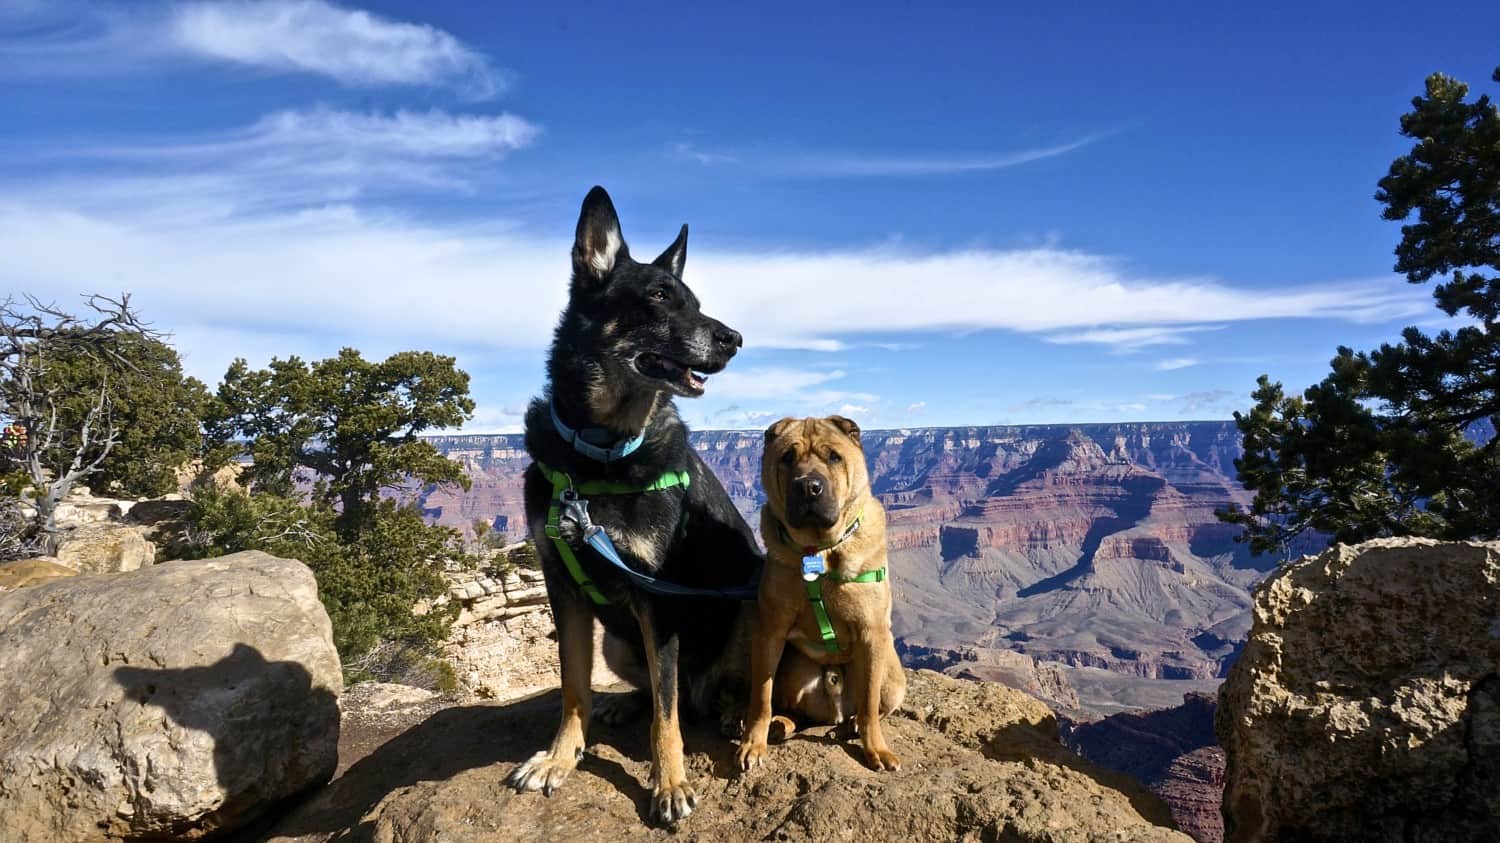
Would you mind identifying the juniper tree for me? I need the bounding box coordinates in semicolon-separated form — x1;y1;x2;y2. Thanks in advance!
1222;67;1500;555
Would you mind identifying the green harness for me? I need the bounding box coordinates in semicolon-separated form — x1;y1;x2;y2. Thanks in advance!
775;510;887;653
537;461;691;605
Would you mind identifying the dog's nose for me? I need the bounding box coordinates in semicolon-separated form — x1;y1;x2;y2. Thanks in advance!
713;325;743;351
798;476;824;498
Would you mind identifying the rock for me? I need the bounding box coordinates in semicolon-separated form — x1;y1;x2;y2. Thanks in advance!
441;606;623;702
53;521;156;574
1216;539;1500;842
0;557;78;591
1066;693;1223;843
261;669;1191;842
0;552;343;841
344;683;437;712
125;497;193;526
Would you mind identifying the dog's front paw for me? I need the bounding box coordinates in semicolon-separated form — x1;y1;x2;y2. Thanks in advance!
649;777;697;824
507;749;580;795
737;740;769;771
863;744;900;772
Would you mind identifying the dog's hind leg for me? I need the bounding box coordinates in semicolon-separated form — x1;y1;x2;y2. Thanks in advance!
595;630;649;726
635;605;696;825
507;590;594;795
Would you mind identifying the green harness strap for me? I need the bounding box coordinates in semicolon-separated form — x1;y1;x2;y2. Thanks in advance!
537;461;691;605
775;508;886;653
805;566;887;653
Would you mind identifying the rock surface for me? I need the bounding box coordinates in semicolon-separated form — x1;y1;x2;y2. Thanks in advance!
1066;693;1223;843
53;520;157;574
441;598;624;702
0;556;78;590
1216;538;1500;842
0;552;343;842
261;670;1191;843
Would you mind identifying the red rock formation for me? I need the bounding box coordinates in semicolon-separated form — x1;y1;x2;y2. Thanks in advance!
1064;693;1225;843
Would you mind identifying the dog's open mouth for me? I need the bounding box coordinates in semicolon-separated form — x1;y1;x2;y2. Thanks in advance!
635;353;710;396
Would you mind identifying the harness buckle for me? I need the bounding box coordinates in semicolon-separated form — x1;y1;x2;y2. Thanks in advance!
559;489;594;535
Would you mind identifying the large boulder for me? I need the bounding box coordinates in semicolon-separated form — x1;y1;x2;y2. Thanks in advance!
0;551;343;841
262;669;1192;842
1216;538;1500;842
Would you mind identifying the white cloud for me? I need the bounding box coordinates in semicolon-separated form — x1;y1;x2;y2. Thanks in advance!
794;133;1107;176
0;196;1430;381
905;401;927;414
169;0;501;95
676;132;1113;177
1044;325;1220;352
837;404;870;416
0;0;503;96
1154;357;1200;371
29;108;540;213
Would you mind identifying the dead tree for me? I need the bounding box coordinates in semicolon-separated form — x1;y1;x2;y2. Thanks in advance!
0;294;157;555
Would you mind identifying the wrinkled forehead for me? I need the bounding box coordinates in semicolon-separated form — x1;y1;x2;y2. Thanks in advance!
771;419;853;456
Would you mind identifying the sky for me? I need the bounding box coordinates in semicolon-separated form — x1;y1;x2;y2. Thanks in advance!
0;1;1495;433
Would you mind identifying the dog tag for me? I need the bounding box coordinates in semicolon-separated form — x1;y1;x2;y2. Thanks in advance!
801;553;825;582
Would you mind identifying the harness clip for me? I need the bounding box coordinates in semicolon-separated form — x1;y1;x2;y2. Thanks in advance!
559;489;595;538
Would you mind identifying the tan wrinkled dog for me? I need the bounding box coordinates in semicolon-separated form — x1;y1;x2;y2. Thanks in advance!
739;415;906;772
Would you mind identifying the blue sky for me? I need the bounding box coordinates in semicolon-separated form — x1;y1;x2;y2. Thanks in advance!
1;1;1494;432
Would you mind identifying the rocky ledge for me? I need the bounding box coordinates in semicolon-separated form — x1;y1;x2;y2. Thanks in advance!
260;670;1191;842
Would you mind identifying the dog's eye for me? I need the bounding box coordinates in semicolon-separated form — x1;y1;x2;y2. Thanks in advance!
780;449;796;465
648;288;669;302
828;451;843;463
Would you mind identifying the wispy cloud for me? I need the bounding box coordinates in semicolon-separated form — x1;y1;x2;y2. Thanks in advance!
791;133;1109;177
1;0;505;96
905;401;927;414
19;107;540;213
672;131;1113;178
1154;357;1200;371
1178;390;1238;416
1044;325;1221;352
1008;397;1076;413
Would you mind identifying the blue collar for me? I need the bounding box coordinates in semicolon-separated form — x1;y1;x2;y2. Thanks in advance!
549;401;646;463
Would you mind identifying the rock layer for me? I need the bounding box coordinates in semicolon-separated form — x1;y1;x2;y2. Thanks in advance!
1066;693;1224;843
0;552;343;842
1216;539;1500;842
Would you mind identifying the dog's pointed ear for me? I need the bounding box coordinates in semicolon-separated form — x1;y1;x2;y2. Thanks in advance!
826;415;861;446
764;417;798;445
573;186;628;284
652;224;688;279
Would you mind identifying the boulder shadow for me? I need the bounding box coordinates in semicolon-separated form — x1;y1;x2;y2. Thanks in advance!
112;643;341;836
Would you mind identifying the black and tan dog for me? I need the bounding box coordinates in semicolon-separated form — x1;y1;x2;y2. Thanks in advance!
739;415;907;772
506;187;764;824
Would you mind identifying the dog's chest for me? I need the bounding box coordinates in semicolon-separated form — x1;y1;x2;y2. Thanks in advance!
585;492;679;567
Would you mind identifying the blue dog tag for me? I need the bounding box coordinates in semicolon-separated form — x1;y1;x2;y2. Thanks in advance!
802;553;825;582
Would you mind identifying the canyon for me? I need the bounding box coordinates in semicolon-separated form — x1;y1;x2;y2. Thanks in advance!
421;421;1309;717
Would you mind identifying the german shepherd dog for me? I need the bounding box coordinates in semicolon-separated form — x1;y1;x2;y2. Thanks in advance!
506;187;762;824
